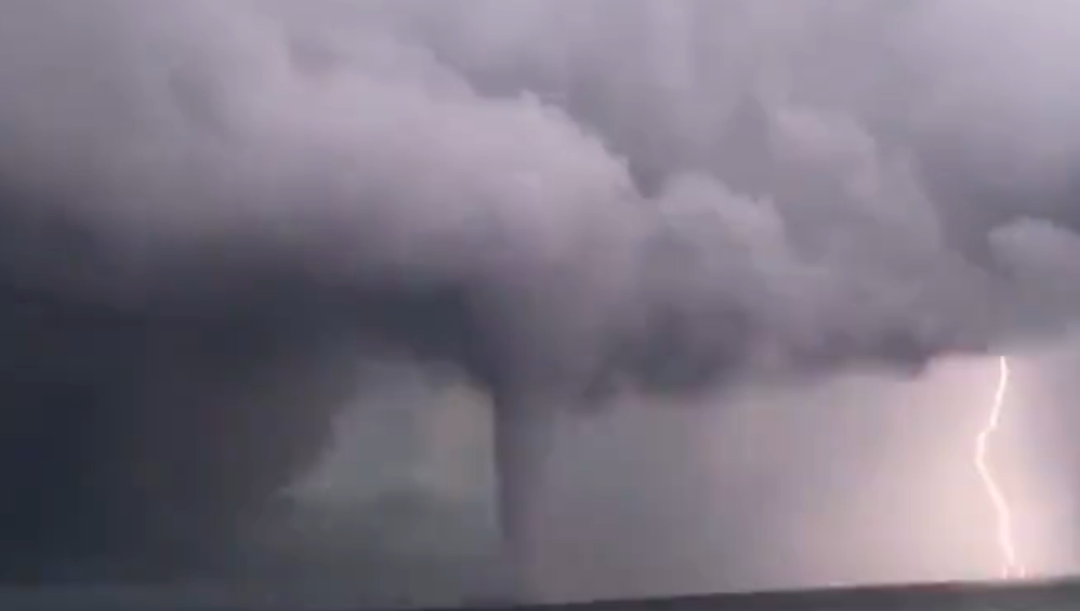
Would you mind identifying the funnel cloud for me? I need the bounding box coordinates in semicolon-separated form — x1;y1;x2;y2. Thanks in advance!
1;0;1080;588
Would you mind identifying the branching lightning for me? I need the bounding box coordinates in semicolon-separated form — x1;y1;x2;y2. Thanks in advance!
974;356;1026;579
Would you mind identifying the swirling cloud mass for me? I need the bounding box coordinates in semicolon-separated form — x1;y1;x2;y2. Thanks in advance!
1;0;1080;584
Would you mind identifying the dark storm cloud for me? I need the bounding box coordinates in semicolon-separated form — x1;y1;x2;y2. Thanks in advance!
2;0;1080;582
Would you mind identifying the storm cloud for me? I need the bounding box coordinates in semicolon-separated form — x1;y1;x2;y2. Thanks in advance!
1;0;1080;587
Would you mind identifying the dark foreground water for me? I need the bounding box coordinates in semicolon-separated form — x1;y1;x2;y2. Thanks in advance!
3;577;1080;611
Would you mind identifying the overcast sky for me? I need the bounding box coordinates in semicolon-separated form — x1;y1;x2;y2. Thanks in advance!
3;0;1080;602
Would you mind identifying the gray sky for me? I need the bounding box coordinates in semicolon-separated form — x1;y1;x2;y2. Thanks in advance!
3;0;1080;601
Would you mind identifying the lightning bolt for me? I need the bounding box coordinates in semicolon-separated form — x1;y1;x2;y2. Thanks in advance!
974;355;1026;579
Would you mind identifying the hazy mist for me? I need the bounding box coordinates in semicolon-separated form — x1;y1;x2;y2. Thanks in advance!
2;0;1080;604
